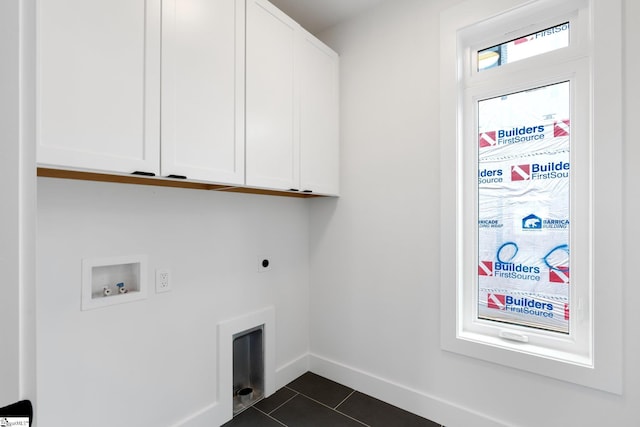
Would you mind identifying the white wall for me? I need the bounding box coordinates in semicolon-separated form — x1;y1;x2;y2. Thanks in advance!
12;1;639;426
36;179;311;426
0;0;37;410
309;0;639;426
0;0;22;406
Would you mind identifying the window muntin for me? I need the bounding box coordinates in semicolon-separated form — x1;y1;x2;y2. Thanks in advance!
478;22;570;71
476;81;571;334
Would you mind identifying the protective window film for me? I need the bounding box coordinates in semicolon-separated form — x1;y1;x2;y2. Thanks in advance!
478;23;569;71
477;81;570;334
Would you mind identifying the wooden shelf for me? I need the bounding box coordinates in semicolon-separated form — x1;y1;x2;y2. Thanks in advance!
37;168;322;199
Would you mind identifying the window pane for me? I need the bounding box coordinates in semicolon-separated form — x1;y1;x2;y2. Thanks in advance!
477;81;570;334
478;23;569;71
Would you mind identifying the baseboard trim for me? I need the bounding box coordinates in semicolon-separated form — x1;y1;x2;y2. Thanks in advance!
308;353;508;427
171;401;225;427
172;352;310;427
173;352;505;427
275;353;310;390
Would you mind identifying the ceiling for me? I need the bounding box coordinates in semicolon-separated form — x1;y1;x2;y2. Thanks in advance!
268;0;387;34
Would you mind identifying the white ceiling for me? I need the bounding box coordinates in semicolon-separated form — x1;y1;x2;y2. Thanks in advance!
268;0;387;34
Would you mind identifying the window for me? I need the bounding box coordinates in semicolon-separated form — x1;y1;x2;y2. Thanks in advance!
440;0;623;394
460;4;592;365
477;22;570;71
477;81;571;335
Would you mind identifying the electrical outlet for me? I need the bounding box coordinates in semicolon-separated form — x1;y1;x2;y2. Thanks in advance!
258;257;272;273
155;269;171;293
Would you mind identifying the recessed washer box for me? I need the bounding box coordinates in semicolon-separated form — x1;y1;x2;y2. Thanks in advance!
81;255;148;310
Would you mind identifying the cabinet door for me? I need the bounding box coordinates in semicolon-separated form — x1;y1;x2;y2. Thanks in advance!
246;0;299;190
299;32;340;196
36;0;160;175
161;0;244;184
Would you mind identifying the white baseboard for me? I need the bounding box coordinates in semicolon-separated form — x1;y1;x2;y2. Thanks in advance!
308;353;508;427
275;352;310;390
171;401;226;427
172;352;310;427
174;351;505;427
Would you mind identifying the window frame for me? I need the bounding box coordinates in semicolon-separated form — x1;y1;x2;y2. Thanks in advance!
462;64;591;362
440;0;623;394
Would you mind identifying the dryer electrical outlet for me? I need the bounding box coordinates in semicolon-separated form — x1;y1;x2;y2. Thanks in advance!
258;257;272;272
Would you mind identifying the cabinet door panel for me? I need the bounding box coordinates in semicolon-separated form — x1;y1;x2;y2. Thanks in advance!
246;0;298;190
299;33;340;195
37;0;160;175
161;0;244;184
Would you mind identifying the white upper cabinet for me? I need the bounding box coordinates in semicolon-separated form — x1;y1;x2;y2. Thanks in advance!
36;0;161;175
245;0;299;191
299;31;340;196
36;0;339;196
246;0;340;195
161;0;245;184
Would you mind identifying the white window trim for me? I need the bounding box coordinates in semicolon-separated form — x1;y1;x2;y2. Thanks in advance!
462;5;591;362
440;0;623;394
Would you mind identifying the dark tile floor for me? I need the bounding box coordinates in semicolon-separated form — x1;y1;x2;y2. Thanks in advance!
222;372;443;427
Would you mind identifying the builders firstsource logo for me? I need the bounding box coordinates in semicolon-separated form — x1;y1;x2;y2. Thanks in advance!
554;119;570;137
478;168;503;184
479;261;541;281
495;262;541;281
478;261;493;276
479;125;545;148
479;131;497;148
549;267;570;284
487;293;554;318
511;161;570;181
479;119;570;149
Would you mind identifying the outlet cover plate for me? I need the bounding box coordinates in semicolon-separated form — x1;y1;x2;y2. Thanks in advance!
155;269;171;293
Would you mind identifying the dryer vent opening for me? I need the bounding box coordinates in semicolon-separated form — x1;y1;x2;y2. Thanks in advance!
232;325;264;415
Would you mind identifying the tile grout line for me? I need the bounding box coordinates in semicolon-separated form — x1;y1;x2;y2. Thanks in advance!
251;406;289;427
334;389;356;410
229;377;442;427
264;390;300;415
284;388;371;427
332;407;372;427
334;393;445;427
